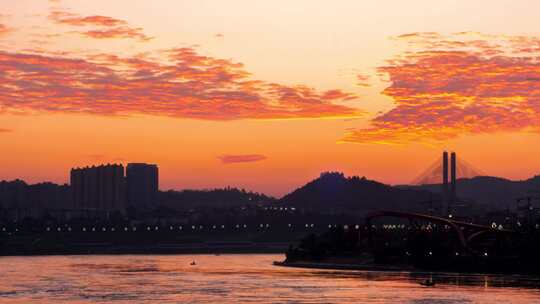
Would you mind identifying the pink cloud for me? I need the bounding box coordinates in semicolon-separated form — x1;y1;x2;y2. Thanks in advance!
49;11;126;27
344;33;540;145
356;74;371;87
0;24;12;36
0;47;360;120
48;10;151;42
82;27;152;41
218;154;267;164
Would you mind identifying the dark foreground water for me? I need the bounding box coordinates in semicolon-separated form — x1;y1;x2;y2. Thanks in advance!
1;254;540;303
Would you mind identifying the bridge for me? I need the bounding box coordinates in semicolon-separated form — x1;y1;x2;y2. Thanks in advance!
412;152;483;186
365;210;516;255
411;151;483;216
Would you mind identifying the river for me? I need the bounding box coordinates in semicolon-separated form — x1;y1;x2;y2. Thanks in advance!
1;254;540;303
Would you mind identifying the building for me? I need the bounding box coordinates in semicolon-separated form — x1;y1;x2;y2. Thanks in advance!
70;164;126;217
126;163;158;210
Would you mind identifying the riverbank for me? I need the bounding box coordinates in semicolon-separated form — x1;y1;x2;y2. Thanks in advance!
0;242;290;257
273;260;415;272
273;259;540;277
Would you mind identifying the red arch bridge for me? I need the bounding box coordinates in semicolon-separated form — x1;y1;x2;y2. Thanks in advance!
365;210;517;255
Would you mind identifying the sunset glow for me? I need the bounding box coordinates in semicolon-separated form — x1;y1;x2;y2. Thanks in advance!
1;0;540;196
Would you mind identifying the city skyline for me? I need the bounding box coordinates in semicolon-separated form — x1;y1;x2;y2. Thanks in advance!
3;2;540;302
0;153;533;200
1;0;540;196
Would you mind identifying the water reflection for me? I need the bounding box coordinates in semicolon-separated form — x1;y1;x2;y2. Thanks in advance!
0;254;539;303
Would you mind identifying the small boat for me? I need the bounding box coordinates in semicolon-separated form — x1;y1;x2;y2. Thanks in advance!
419;279;435;287
190;261;197;266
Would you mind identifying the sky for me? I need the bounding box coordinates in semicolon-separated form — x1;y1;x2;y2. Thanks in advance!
1;0;540;197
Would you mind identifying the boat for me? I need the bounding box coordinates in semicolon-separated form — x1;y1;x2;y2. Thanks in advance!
419;279;435;287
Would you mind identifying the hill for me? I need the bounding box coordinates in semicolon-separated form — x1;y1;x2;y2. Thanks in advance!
404;175;540;209
157;187;276;210
279;172;437;214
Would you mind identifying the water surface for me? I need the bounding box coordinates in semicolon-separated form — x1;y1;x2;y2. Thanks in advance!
1;254;540;303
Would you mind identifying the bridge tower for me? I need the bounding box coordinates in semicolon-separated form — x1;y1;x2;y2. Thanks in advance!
412;151;483;215
441;151;457;216
442;151;449;214
450;152;457;215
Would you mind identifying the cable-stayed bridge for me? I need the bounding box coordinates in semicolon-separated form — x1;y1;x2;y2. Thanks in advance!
412;153;483;186
411;152;484;216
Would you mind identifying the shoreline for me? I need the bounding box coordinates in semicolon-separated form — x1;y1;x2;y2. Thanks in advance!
273;260;540;277
0;243;289;257
273;260;414;272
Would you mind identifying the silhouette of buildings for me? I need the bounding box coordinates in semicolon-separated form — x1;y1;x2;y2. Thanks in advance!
0;180;71;220
68;162;158;217
0;180;26;210
126;163;158;210
70;164;126;217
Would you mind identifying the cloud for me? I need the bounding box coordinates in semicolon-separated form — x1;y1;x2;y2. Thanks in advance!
0;47;360;120
396;32;441;40
49;11;126;27
0;128;13;133
31;32;63;39
48;10;151;41
215;33;224;38
0;24;11;36
356;74;370;87
218;154;267;164
81;27;152;41
343;33;540;145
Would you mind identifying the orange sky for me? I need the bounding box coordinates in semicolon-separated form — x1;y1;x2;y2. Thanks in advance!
1;0;540;196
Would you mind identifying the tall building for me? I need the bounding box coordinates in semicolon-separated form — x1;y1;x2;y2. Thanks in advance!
126;163;158;210
70;164;126;217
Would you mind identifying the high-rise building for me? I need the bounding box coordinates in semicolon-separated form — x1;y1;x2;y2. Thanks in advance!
126;163;158;210
70;164;126;217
